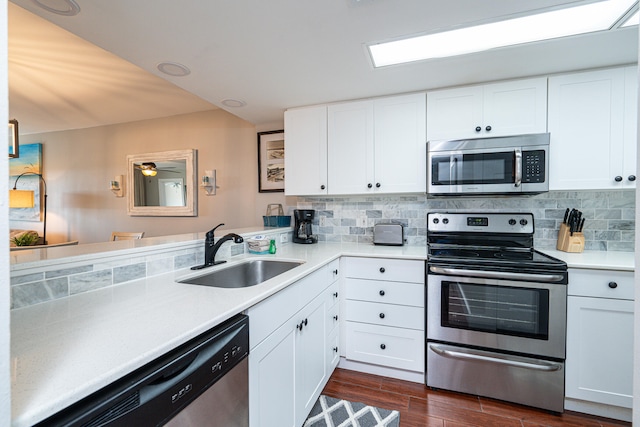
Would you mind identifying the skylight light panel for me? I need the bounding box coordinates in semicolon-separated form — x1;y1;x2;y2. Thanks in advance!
369;0;638;67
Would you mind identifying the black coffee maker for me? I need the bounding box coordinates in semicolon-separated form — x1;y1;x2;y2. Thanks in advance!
293;209;318;244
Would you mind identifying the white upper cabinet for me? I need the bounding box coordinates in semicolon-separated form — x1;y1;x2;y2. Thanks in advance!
284;105;328;196
548;66;637;190
426;77;548;141
328;93;426;195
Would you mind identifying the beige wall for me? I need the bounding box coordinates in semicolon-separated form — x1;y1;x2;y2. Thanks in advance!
12;109;288;244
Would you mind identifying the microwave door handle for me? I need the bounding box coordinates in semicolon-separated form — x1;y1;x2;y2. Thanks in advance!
514;148;522;187
450;156;457;182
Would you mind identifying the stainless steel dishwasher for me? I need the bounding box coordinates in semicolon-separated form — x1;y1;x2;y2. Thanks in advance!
36;314;249;427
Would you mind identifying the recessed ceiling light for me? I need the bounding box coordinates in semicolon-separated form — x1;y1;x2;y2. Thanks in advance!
221;99;247;108
32;0;80;16
157;62;191;77
368;0;638;67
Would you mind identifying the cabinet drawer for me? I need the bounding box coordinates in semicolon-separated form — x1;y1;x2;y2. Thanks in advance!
345;322;424;372
568;268;634;300
345;278;424;307
343;257;424;283
345;300;423;330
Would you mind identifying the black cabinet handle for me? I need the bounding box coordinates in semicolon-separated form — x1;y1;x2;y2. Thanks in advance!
333;347;338;352
375;183;381;188
333;315;338;321
321;184;326;190
608;281;618;289
333;292;338;298
333;269;338;275
297;321;304;331
615;176;623;182
379;290;385;296
380;344;386;350
379;267;385;273
304;318;308;326
367;183;373;188
485;125;492;132
629;175;636;182
379;313;385;319
475;126;481;132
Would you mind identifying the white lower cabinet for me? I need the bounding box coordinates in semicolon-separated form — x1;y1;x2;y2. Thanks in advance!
248;261;340;427
565;268;634;421
342;257;425;378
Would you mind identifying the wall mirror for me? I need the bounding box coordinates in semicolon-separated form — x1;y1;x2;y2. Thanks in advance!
127;149;197;216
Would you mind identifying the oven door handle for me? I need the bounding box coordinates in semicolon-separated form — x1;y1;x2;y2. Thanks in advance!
429;344;562;372
429;266;564;283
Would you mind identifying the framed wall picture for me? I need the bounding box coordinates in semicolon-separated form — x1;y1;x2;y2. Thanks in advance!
9;143;43;221
9;119;18;158
257;130;285;193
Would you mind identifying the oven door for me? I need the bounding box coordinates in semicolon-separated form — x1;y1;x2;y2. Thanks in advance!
428;147;521;194
427;267;566;360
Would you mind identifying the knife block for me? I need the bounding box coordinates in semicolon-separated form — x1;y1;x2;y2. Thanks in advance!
556;223;585;253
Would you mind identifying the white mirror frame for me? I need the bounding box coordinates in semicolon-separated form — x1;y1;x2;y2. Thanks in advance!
127;149;197;216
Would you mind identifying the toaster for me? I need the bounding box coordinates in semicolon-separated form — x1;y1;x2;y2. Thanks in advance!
373;223;404;246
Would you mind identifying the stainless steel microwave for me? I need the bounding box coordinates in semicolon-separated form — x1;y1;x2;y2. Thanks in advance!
427;133;550;196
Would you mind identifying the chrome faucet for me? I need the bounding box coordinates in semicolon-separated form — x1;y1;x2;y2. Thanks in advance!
191;223;244;270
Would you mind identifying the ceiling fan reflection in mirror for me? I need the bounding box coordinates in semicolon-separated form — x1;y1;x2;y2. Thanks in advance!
134;162;180;177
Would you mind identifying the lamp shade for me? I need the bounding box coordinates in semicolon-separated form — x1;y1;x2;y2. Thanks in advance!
9;189;35;208
141;169;157;177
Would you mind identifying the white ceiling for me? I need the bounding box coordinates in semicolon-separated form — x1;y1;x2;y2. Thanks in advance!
8;0;639;135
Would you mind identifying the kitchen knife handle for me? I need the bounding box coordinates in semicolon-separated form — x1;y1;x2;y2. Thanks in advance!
563;208;569;224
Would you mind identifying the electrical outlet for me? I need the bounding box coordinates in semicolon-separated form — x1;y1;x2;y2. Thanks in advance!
357;216;367;228
319;216;326;227
280;233;289;243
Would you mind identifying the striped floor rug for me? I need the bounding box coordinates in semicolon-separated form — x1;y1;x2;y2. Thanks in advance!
303;395;400;427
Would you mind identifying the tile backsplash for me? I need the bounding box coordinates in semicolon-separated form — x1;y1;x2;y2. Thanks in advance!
294;190;635;252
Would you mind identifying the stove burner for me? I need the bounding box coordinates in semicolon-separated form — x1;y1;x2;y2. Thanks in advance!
432;249;480;258
493;251;534;261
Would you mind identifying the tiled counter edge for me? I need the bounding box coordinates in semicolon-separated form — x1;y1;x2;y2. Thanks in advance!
10;227;292;309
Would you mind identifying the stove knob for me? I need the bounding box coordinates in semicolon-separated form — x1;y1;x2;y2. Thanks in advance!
520;219;528;226
433;218;439;224
509;219;516;226
442;218;449;224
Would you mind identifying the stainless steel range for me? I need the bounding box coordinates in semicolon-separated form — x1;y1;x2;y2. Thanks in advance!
426;212;568;413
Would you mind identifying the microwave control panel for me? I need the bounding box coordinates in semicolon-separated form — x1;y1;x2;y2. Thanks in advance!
522;150;545;183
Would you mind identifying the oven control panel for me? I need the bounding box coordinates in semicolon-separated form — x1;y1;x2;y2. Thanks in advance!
428;212;534;234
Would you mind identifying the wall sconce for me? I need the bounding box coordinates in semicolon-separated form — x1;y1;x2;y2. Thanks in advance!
9;172;48;244
111;175;124;197
201;170;217;196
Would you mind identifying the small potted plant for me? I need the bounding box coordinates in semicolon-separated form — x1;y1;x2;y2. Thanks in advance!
12;232;39;247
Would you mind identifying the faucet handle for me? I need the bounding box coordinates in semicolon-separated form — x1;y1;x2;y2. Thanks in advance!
207;223;225;239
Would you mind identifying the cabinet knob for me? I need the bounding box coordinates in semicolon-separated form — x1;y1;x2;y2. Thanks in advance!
379;267;385;273
379;313;385;319
367;183;373;188
379;290;385;296
615;176;623;182
485;125;492;132
629;175;636;182
321;184;326;190
475;126;481;132
380;344;386;350
608;281;618;289
375;183;381;188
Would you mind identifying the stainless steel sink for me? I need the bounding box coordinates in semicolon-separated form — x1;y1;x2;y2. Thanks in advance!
178;259;304;289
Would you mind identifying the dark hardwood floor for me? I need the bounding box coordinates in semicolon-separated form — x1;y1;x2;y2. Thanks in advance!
321;368;631;427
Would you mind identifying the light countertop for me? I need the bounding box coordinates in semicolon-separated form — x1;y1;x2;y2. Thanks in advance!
11;242;425;427
11;239;633;426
